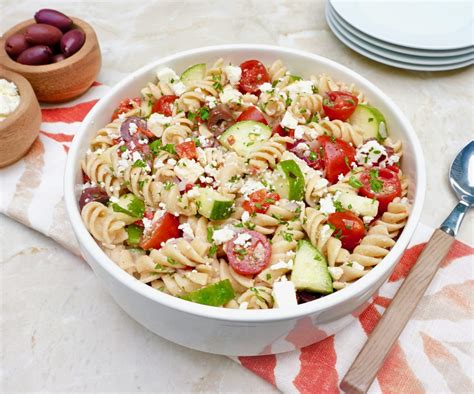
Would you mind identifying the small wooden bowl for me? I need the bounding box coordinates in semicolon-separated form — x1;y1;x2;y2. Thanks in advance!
0;17;101;103
0;68;41;167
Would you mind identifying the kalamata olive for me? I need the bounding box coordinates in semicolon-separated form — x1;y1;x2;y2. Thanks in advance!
34;9;73;32
16;45;52;65
51;53;66;63
5;33;30;58
79;187;109;210
60;29;85;57
25;23;63;46
296;291;323;304
207;104;234;135
120;116;148;142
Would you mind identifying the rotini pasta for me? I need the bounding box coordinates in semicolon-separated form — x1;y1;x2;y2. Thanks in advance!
78;58;410;309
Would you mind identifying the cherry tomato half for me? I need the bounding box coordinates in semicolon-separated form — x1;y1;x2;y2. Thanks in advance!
152;95;178;117
359;167;402;214
111;97;141;121
236;106;268;125
327;211;365;251
239;60;270;94
242;189;280;215
317;135;356;183
139;212;181;250
322;91;358;121
175;140;197;160
225;230;271;276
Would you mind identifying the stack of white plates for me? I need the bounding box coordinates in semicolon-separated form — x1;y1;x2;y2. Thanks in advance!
326;0;474;71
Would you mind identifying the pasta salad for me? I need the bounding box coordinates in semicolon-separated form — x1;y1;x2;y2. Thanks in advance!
79;58;410;309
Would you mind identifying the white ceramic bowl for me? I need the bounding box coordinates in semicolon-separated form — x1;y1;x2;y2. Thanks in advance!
64;45;425;356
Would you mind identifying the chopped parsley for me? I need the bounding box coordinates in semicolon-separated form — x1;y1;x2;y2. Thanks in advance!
207;227;214;243
132;159;147;168
167;257;178;266
348;176;363;189
369;169;383;193
163;181;174;191
308;151;317;161
333;200;345;212
208;244;217;257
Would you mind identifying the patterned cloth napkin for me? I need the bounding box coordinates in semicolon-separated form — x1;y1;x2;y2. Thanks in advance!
1;85;472;394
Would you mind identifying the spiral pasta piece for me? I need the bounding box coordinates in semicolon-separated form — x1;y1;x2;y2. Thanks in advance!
149;237;210;270
314;118;365;147
350;225;396;267
248;135;293;171
288;93;323;123
90;118;122;150
219;259;254;293
156;183;197;216
305;171;329;207
81;202;128;246
259;91;286;117
81;151;122;197
376;197;410;238
268;59;288;82
238;286;274;309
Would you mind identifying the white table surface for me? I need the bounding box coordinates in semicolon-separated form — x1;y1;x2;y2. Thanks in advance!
1;0;473;392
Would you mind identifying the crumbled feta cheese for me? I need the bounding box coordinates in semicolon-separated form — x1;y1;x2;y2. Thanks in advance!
294;142;310;156
272;281;297;308
157;67;179;83
167;158;177;166
294;125;306;139
285;80;314;100
233;232;252;247
319;194;336;214
205;96;217;109
241;210;250;223
174;158;204;184
148;113;173;131
240;178;265;196
387;154;400;166
363;216;373;224
212;228;235;244
142;218;153;233
118;112;127;121
271;261;289;270
280;110;298;129
131;151;143;163
224;65;242;85
219;86;242;104
355;140;387;166
259;82;273;93
328;266;344;281
320;224;332;240
171;81;186;96
338;173;345;182
0;79;20;121
239;302;249;310
153;209;165;222
186;188;201;198
109;196;119;204
178;223;194;239
128;122;138;135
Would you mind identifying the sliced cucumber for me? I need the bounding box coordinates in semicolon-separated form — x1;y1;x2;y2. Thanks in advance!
111;193;145;223
180;63;206;86
349;104;387;142
272;160;305;201
126;224;143;246
291;240;333;294
197;188;234;220
336;192;379;217
218;121;272;157
181;279;235;306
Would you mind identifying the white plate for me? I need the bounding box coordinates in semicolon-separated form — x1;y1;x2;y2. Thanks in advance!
328;1;474;58
331;0;474;50
326;7;474;71
328;6;474;65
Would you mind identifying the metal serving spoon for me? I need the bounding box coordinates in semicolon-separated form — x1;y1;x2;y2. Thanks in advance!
341;140;474;394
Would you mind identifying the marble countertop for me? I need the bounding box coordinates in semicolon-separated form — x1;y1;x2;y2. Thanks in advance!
1;0;473;392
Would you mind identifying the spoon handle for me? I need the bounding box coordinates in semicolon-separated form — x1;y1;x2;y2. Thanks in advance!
340;228;454;394
440;200;470;236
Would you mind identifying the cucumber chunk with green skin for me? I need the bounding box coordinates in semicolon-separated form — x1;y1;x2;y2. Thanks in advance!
291;240;333;294
180;63;206;87
126;224;143;246
349;104;387;142
336;192;379;217
181;279;235;306
111;193;145;222
197;188;234;220
273;160;305;201
218;121;272;157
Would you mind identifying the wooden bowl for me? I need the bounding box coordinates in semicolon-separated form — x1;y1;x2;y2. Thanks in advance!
0;17;101;103
0;68;41;167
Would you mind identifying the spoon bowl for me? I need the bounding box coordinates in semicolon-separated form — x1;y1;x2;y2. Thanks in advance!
449;140;474;205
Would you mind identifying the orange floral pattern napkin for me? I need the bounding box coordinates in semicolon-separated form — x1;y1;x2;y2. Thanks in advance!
1;86;472;393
